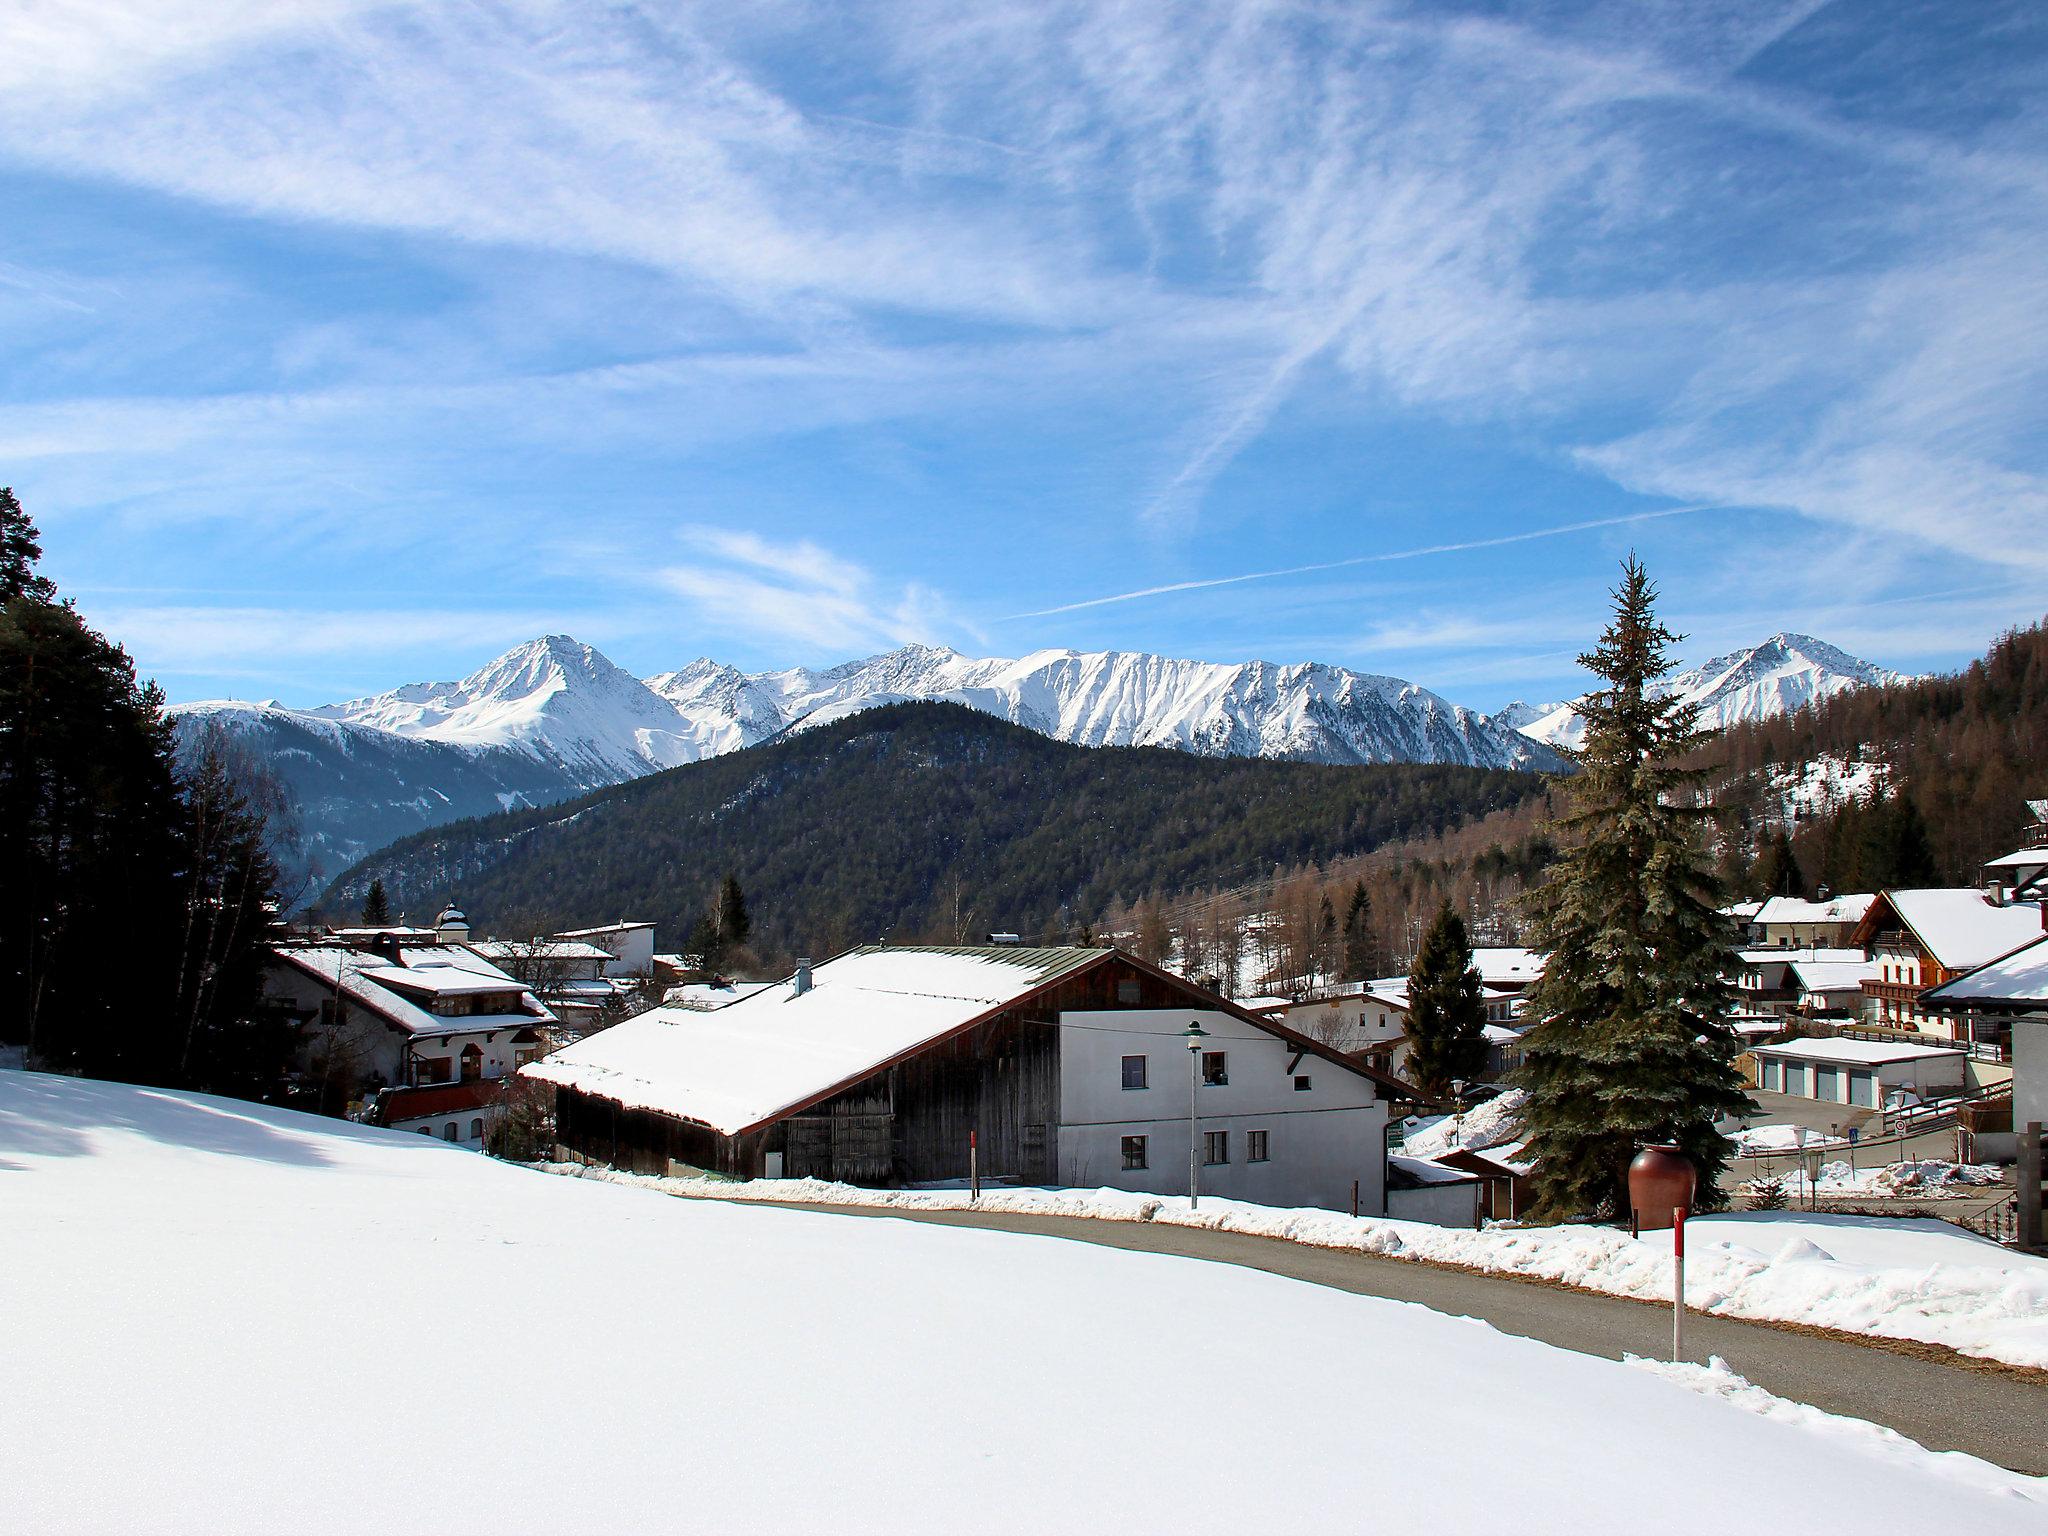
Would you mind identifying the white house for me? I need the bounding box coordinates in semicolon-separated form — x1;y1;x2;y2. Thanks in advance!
1925;932;2048;1136
465;936;620;1026
1753;893;1875;949
1748;1035;1966;1109
528;945;1419;1215
1851;888;2046;1041
265;938;554;1102
553;921;657;979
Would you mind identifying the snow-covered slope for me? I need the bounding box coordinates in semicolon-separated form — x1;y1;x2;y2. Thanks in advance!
173;635;1564;879
6;1070;2041;1531
1510;634;1910;751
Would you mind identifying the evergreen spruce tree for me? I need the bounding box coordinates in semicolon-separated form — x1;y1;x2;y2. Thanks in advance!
1341;880;1374;979
1512;558;1754;1221
1405;900;1488;1099
1752;828;1803;899
360;878;393;927
715;872;752;950
0;487;57;603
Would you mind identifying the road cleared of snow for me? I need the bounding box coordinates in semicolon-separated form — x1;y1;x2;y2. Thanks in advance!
544;1165;2048;1372
4;1070;2044;1533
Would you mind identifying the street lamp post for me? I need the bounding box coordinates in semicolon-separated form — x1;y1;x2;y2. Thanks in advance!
1184;1020;1210;1209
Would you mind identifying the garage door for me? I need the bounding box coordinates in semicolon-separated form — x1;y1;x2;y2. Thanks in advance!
1783;1062;1807;1096
1815;1066;1840;1102
1848;1071;1876;1108
1759;1059;1782;1092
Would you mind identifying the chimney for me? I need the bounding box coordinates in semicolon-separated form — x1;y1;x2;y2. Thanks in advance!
792;958;813;997
1985;879;2006;908
1815;884;1831;902
372;932;405;967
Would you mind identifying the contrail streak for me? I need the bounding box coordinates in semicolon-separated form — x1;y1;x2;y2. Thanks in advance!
1002;505;1732;620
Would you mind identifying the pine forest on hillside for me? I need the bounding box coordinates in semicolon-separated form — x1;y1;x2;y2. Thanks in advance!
325;702;1548;967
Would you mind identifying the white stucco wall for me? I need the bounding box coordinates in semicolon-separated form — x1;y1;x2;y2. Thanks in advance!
1055;1008;1387;1214
263;965;535;1087
2016;1015;2048;1133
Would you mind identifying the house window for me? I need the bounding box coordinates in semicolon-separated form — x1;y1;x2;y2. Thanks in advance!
1116;979;1141;1004
415;1125;432;1136
469;1118;485;1141
1121;1055;1149;1090
1202;1050;1229;1086
514;1048;540;1068
443;1123;458;1141
1293;1075;1312;1092
1121;1135;1148;1170
1203;1130;1229;1165
1246;1130;1269;1162
413;1056;450;1086
460;1043;483;1083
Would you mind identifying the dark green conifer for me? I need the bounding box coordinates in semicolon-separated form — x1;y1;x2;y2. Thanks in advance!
1405;900;1488;1100
1513;558;1754;1221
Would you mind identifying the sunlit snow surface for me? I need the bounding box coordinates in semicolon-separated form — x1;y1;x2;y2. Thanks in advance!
3;1071;2042;1532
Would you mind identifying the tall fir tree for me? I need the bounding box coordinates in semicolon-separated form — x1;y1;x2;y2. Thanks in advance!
1404;900;1488;1099
1512;558;1754;1221
360;878;393;927
715;871;752;949
1752;828;1803;899
1341;880;1374;980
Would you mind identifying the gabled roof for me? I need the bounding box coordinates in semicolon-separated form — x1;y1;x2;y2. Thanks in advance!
1754;893;1875;928
274;945;553;1037
1923;932;2048;1013
1786;956;1880;992
1850;889;2045;971
525;945;1413;1136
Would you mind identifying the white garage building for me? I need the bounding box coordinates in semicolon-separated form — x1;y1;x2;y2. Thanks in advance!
1749;1035;1966;1108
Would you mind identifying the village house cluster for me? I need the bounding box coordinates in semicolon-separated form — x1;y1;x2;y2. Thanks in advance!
254;806;2048;1234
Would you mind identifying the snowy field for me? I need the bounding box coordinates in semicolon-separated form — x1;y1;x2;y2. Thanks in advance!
1746;1157;2005;1200
3;1072;2044;1532
555;1166;2048;1372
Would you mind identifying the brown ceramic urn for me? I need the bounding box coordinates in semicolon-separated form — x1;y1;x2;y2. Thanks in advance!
1628;1143;1697;1232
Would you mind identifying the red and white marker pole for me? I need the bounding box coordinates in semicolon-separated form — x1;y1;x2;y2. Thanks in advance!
969;1130;980;1204
1672;1205;1687;1363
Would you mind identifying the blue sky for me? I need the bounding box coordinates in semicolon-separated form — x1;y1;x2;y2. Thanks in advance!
4;0;2045;711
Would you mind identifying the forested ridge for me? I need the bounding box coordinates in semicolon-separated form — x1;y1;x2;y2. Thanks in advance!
325;701;1548;956
1704;618;2048;893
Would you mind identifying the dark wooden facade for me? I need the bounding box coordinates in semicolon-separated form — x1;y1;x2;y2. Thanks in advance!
552;952;1221;1187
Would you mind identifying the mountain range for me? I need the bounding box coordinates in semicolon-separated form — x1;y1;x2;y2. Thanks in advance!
1495;633;1913;751
172;631;1898;883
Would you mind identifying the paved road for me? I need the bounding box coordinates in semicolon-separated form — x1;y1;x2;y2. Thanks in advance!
761;1198;2048;1476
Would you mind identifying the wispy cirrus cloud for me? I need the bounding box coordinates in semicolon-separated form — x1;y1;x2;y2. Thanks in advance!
655;527;968;659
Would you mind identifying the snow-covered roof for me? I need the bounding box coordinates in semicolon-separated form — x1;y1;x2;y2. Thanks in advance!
468;938;615;963
1750;1036;1962;1066
1234;995;1296;1013
1480;1024;1523;1045
555;922;656;939
1924;933;2048;1011
1470;948;1543;985
1786;957;1880;992
1724;900;1764;920
1983;849;2048;871
530;945;1411;1134
1858;889;2046;970
1387;1153;1483;1187
1754;894;1875;927
274;945;551;1037
662;980;776;1011
526;946;1111;1135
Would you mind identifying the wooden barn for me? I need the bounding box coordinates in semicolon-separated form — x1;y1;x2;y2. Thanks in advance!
526;944;1418;1214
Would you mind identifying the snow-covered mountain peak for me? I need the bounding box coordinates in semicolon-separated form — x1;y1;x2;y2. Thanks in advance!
1509;634;1910;750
